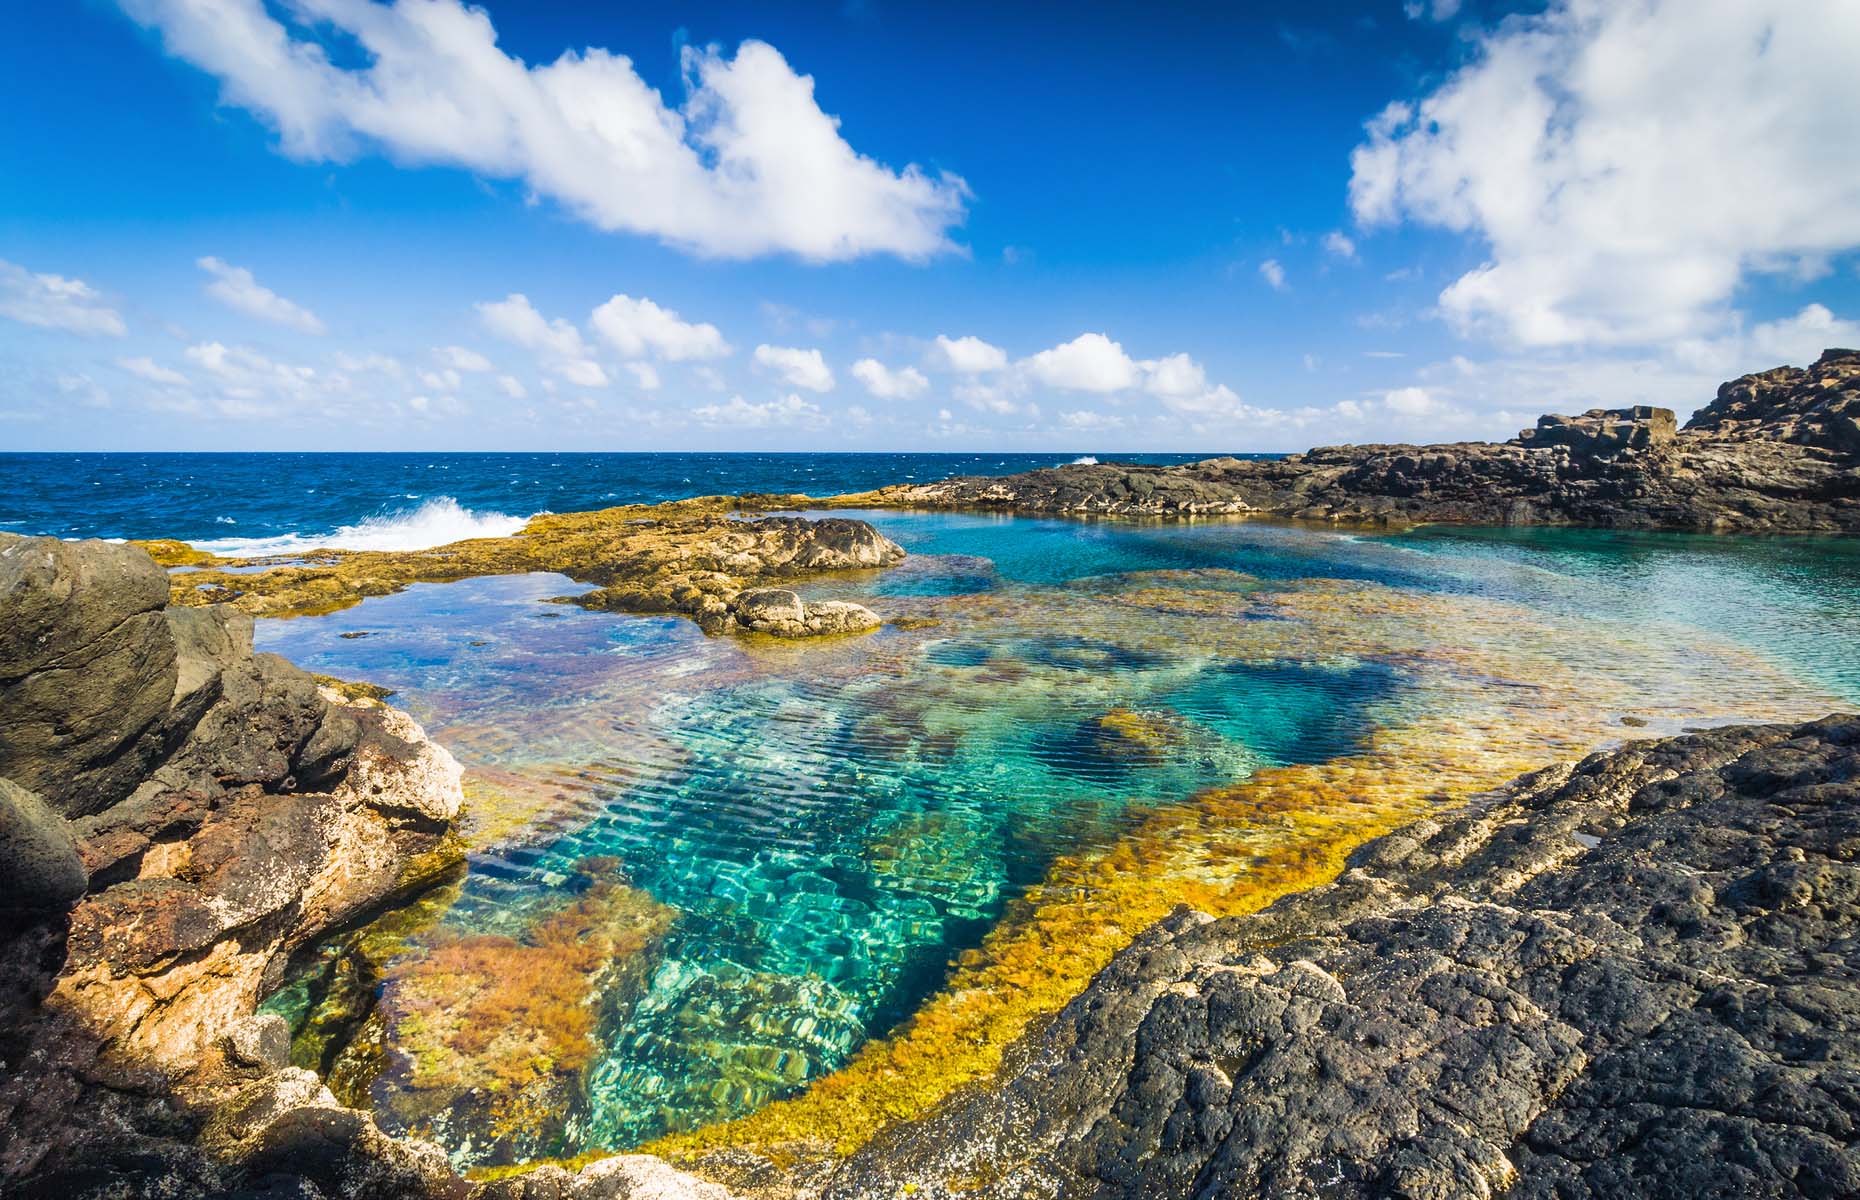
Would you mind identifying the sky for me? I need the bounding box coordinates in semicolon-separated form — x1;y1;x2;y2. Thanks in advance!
2;0;1858;452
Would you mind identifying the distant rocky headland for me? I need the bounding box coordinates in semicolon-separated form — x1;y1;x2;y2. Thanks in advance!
2;355;1858;1199
844;348;1860;532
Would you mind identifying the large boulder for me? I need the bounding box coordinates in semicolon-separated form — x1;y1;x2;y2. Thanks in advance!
0;777;87;913
0;535;179;816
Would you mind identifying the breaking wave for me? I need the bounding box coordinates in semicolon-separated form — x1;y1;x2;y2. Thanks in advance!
194;497;534;556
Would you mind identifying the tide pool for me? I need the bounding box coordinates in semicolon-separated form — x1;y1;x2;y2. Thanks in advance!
255;512;1858;1168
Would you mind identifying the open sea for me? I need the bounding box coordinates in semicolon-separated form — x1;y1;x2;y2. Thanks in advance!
6;450;1858;1167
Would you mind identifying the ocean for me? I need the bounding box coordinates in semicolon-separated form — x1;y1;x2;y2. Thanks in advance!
0;451;1227;550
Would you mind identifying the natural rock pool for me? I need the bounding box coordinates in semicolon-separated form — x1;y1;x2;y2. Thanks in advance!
253;512;1860;1169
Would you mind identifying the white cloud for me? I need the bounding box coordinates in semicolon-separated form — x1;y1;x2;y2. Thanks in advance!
753;344;834;391
1141;352;1243;416
1059;409;1126;432
1350;0;1860;348
555;358;610;387
1023;332;1142;393
590;294;731;361
1321;231;1357;260
1404;0;1462;20
1259;259;1287;290
496;374;527;399
477;293;607;386
928;334;1008;374
334;350;402;375
434;344;492;371
624;361;663;391
117;356;188;385
692;392;823;428
850;357;929;399
1747;304;1860;367
197;256;325;334
119;1;967;262
1381;386;1441;417
0;260;126;336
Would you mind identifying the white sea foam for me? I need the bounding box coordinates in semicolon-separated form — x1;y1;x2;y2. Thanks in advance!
1069;455;1099;466
194;496;534;556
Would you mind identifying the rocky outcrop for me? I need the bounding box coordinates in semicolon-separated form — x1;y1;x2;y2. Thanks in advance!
847;350;1860;532
153;507;905;633
728;589;883;638
0;534;469;1198
815;714;1860;1199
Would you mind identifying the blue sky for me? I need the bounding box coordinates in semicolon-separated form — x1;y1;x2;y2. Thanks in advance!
2;0;1857;451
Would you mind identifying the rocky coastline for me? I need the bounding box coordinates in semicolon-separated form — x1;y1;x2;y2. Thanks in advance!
2;357;1858;1198
838;348;1860;532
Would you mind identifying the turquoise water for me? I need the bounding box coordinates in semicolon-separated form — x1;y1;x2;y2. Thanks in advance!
256;512;1859;1165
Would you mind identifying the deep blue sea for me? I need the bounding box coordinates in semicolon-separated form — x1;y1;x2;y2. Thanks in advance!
0;451;1226;549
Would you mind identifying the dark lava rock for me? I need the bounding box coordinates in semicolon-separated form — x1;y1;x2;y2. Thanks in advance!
867;350;1860;533
818;714;1860;1199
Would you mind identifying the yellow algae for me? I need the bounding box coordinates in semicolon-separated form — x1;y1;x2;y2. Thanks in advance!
630;573;1837;1162
131;537;223;567
155;497;895;620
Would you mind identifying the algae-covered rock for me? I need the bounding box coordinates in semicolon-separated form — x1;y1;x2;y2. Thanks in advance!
366;862;676;1167
816;714;1860;1199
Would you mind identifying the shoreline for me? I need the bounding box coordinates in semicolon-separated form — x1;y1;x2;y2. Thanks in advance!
1;350;1856;1198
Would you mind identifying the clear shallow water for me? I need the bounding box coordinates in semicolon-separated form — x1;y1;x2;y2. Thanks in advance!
251;510;1860;1167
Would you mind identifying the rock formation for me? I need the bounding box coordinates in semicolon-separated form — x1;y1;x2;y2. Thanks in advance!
148;506;905;633
0;534;469;1197
815;714;1860;1199
843;349;1860;532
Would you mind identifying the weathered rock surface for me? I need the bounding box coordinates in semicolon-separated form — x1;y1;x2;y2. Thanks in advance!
154;507;905;634
729;589;882;638
0;534;469;1199
849;350;1860;532
816;714;1860;1199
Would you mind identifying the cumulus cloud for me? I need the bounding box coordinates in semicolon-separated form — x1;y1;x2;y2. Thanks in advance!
850;357;929;399
118;0;967;261
1381;386;1442;417
1350;0;1860;348
692;392;823;428
928;334;1008;374
434;344;492;371
477;293;607;385
197;256;325;333
753;344;834;391
1023;333;1142;393
1322;231;1357;260
624;361;663;390
590;294;731;361
1013;334;1242;416
496;374;527;399
1259;259;1287;290
117;356;188;385
0;260;126;336
1747;304;1860;367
